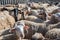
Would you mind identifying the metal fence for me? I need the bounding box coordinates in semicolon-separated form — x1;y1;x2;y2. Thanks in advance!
0;0;60;5
0;0;29;5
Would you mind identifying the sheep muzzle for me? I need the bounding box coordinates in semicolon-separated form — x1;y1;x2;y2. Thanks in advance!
24;25;29;30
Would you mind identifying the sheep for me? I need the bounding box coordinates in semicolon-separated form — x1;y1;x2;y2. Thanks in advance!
5;4;14;7
30;9;40;16
10;20;30;40
45;5;59;14
40;3;50;8
38;8;47;21
43;12;60;32
3;10;9;15
31;33;45;40
24;6;31;15
30;8;46;21
30;2;40;9
21;20;47;38
0;11;7;30
22;39;30;40
14;21;25;40
3;11;15;28
44;5;59;20
45;28;60;39
4;4;14;10
45;8;60;21
50;8;60;16
45;12;60;25
0;11;15;30
25;15;43;23
18;4;27;10
5;7;14;11
45;22;60;31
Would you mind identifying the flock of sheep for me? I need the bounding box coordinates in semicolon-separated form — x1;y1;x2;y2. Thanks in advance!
0;1;60;40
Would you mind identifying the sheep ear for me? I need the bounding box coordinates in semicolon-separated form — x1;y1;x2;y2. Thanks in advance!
24;25;29;30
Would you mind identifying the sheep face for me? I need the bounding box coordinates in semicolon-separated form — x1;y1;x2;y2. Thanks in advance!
10;21;25;38
10;21;29;39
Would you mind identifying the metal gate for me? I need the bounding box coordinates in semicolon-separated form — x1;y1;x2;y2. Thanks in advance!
0;0;29;5
0;0;60;5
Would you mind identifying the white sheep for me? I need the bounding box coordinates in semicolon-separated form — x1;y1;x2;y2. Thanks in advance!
32;33;45;40
10;21;25;40
25;15;43;23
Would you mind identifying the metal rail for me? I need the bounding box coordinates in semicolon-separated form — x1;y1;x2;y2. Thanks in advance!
0;0;29;5
0;0;59;5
